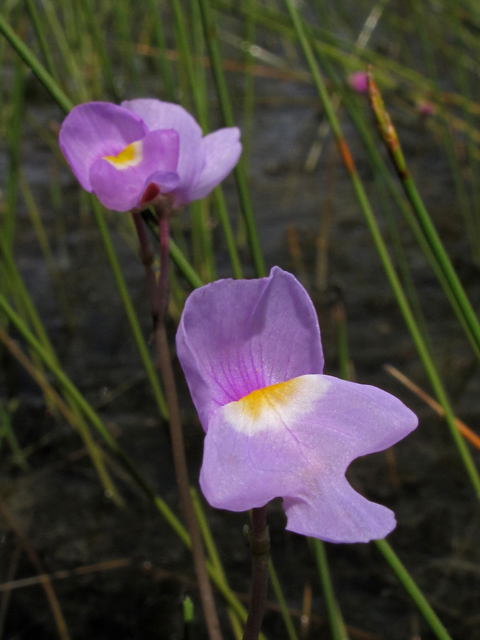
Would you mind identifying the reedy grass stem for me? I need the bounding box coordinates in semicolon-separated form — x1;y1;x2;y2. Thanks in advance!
368;73;480;364
25;0;59;83
171;0;243;279
313;540;349;640
375;540;453;640
197;0;265;277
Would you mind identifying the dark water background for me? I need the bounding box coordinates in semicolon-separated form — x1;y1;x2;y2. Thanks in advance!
1;24;480;640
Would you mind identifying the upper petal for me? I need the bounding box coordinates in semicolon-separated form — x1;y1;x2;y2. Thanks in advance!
122;99;204;204
186;128;242;203
176;267;324;430
200;373;417;543
89;129;179;211
59;102;148;191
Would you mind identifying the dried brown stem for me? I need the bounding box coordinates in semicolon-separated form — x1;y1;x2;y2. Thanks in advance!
0;497;71;640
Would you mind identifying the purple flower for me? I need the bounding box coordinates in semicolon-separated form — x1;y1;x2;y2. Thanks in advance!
59;100;242;212
177;267;418;543
348;71;369;94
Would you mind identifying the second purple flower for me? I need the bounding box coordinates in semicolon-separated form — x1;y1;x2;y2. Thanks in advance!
59;99;242;212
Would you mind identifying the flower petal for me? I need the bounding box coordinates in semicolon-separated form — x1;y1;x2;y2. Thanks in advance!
176;267;324;430
59;102;148;192
89;129;179;211
186;128;242;202
200;374;417;543
122;99;204;205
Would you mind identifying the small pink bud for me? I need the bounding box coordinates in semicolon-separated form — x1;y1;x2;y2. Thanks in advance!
417;100;435;117
348;71;368;94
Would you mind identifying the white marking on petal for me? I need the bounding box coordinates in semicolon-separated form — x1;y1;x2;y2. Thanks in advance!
225;375;331;435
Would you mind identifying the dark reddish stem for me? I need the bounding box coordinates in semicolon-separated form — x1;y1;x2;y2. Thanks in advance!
243;506;270;640
158;214;170;321
132;206;222;640
132;212;160;326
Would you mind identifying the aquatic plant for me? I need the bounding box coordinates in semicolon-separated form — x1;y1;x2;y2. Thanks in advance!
177;266;418;543
59;99;242;211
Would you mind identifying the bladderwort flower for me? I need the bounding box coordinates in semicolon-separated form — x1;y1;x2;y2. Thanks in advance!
177;267;418;543
59;99;242;212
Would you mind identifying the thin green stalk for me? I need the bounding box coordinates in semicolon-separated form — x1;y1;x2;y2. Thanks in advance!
4;52;24;251
242;0;256;171
0;399;29;471
455;44;480;245
144;0;175;101
0;12;74;113
368;75;480;364
90;200;168;419
113;0;142;94
375;540;453;640
284;0;480;506
79;0;119;100
333;302;351;382
59;0;78;48
410;0;478;264
191;198;217;283
196;0;265;277
170;0;243;279
41;0;89;102
190;0;209;128
313;540;349;640
268;560;299;640
170;237;205;289
25;0;59;83
187;0;217;280
183;596;195;640
212;188;243;279
20;174;74;331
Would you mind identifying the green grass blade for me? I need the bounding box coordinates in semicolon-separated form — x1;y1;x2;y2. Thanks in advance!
313;539;349;640
4;52;24;250
197;0;265;277
268;559;299;640
91;200;168;419
78;0;119;100
25;0;59;83
170;0;243;279
144;0;175;101
0;13;73;112
375;540;453;640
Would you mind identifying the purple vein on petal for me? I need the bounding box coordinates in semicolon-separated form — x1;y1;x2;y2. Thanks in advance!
265;396;311;467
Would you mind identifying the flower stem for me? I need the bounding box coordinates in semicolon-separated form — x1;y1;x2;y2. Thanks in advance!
243;506;270;640
132;212;160;326
133;210;223;640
